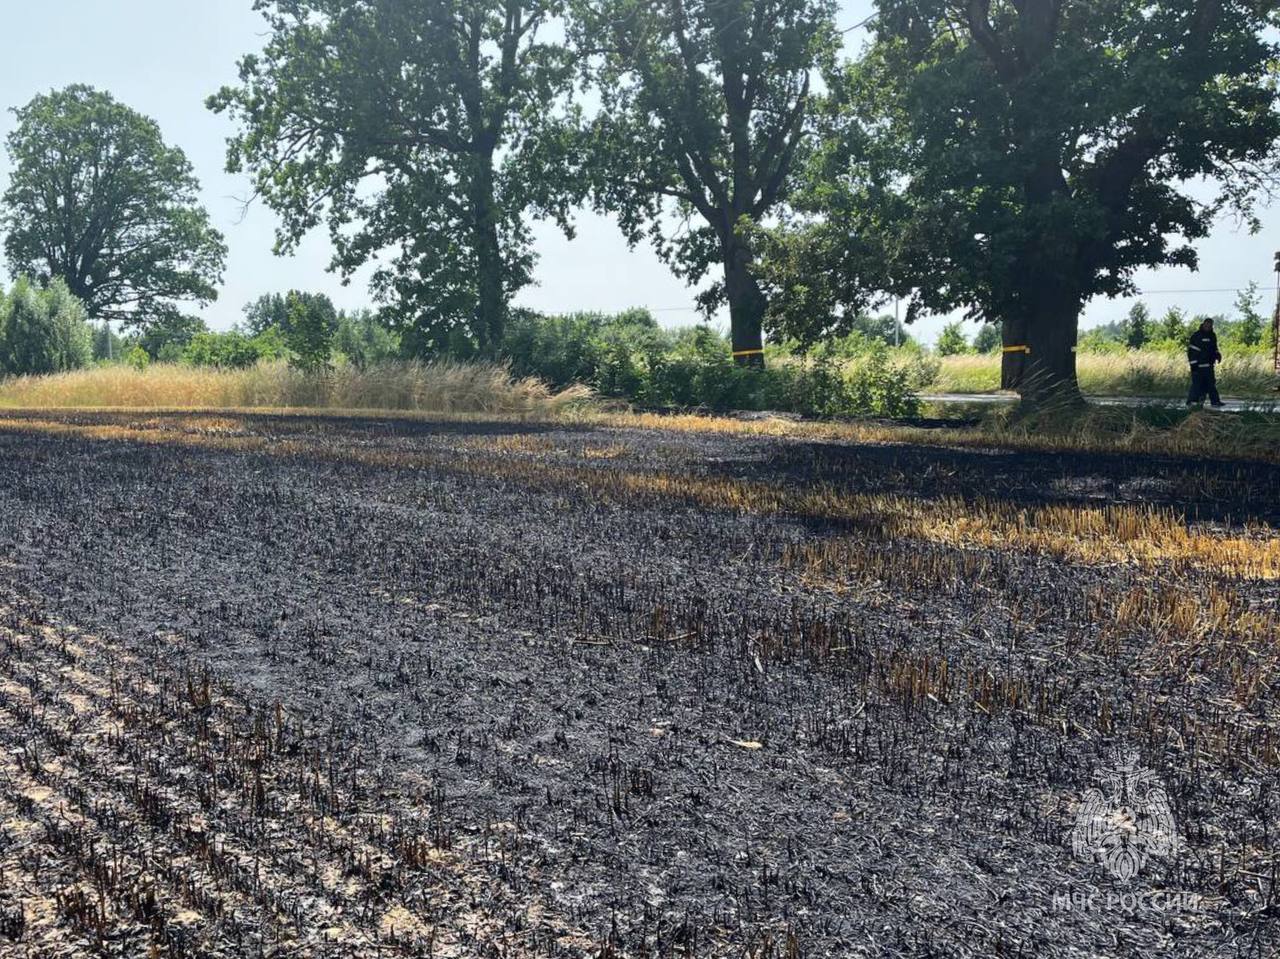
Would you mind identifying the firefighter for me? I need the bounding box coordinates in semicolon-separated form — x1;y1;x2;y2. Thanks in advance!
1186;316;1224;407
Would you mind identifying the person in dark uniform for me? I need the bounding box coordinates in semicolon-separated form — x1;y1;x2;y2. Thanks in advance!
1186;317;1224;407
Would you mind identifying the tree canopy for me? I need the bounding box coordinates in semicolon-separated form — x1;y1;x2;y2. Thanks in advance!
570;0;839;365
209;0;582;357
761;0;1280;401
285;292;334;372
1;85;227;330
243;291;338;338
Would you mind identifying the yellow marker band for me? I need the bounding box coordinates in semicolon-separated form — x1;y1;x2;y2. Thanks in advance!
732;349;765;358
1002;345;1032;354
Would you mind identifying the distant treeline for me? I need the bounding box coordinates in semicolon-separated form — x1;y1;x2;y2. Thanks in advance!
934;285;1277;358
2;0;1278;406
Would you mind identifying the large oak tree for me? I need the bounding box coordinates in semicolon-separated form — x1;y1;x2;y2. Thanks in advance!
2;86;227;329
571;0;838;366
210;0;581;356
766;0;1280;402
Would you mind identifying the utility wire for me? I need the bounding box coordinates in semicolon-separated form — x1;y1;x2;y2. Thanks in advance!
839;13;878;34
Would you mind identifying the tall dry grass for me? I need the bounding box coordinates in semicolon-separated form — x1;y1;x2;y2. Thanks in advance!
0;360;591;416
932;350;1277;398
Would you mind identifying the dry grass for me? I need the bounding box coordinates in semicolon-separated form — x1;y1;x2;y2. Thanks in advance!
1;360;1276;464
933;350;1277;398
583;406;1280;465
0;360;591;417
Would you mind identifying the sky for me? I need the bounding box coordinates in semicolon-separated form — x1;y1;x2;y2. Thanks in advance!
1;0;1277;345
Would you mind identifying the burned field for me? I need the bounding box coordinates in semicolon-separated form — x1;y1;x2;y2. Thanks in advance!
0;410;1277;958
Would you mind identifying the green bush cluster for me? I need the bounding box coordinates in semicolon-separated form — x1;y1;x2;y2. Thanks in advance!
0;278;93;376
504;309;921;417
334;309;401;369
89;292;404;371
1084;289;1276;356
181;327;289;368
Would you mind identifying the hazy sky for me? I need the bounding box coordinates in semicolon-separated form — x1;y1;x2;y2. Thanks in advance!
2;0;1277;344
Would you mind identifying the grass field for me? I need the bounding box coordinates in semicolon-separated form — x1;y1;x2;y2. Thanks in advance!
3;358;1280;466
0;359;590;415
933;349;1278;397
0;408;1276;957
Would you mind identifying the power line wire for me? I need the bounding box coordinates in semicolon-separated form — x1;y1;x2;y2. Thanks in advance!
839;14;877;34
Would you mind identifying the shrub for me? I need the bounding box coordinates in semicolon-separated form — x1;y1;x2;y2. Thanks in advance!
122;345;151;371
183;327;288;368
1078;328;1127;354
1156;307;1192;343
503;310;924;418
0;277;93;376
649;325;754;408
334;310;400;368
973;323;1002;354
504;308;663;392
840;341;920;417
286;293;332;373
1123;303;1151;349
138;314;206;359
183;330;260;368
935;321;972;356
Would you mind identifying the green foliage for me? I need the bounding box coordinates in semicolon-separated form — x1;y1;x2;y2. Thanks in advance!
571;0;839;355
0;278;93;376
243;292;338;338
845;314;913;348
210;1;581;355
182;331;257;369
122;345;151;371
1230;283;1266;348
182;328;288;369
252;326;289;363
242;294;290;337
505;309;665;395
504;310;614;390
973;323;1002;354
504;310;918;417
762;0;1280;396
286;294;332;373
2;85;226;329
935;322;971;356
1077;328;1126;355
839;341;920;418
1124;303;1151;350
333;310;400;369
1157;307;1192;344
138;314;207;362
591;311;668;401
654;326;757;409
92;323;127;363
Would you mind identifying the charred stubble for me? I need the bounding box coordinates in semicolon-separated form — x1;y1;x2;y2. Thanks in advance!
0;410;1275;958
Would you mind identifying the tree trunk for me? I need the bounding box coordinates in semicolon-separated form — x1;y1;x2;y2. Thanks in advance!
723;240;766;368
1001;291;1083;408
470;152;505;357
